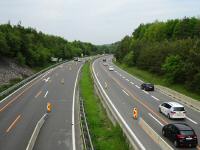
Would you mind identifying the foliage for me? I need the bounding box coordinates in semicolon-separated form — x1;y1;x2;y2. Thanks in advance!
80;62;129;150
0;23;98;67
115;17;200;92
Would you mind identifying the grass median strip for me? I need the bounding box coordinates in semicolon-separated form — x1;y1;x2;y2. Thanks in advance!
115;62;200;101
80;62;129;150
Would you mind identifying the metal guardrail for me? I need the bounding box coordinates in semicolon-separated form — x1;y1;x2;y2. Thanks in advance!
79;98;94;150
26;113;48;150
0;60;68;98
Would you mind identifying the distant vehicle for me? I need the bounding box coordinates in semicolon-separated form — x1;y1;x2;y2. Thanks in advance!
162;123;198;148
108;66;114;71
78;58;82;62
159;102;186;119
74;57;78;61
141;83;154;91
103;63;108;66
103;58;106;62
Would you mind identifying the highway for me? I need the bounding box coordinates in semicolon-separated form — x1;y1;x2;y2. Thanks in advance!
92;55;200;150
0;60;83;150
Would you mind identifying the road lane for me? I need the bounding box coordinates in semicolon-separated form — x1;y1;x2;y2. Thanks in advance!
33;61;83;150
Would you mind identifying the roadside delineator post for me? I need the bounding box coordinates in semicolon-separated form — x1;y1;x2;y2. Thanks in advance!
133;107;138;119
47;102;52;113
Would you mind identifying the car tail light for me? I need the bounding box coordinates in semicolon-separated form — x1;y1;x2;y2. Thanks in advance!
193;135;197;139
176;134;185;139
170;111;176;114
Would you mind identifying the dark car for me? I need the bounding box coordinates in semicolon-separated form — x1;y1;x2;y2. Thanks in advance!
103;58;106;62
162;123;198;148
141;83;154;91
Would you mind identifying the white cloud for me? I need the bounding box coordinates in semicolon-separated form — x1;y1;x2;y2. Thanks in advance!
0;0;200;44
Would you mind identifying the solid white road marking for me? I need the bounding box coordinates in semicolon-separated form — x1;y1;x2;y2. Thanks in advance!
130;82;134;85
148;113;164;126
122;89;129;96
135;85;140;89
126;79;129;82
151;95;160;101
122;76;125;79
186;116;198;124
44;91;48;98
143;90;149;95
72;65;82;150
92;61;146;150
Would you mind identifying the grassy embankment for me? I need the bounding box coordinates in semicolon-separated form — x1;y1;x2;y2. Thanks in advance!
80;62;129;150
115;62;200;101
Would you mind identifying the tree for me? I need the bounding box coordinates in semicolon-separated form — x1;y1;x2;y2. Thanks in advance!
17;52;25;65
162;55;185;83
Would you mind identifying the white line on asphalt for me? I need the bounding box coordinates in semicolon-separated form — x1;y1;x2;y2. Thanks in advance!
130;82;134;85
72;64;82;150
143;90;149;95
122;76;125;79
186;116;198;124
114;70;117;73
119;74;122;76
122;89;129;96
126;79;129;82
92;61;146;150
44;91;48;98
148;113;164;126
151;95;160;101
135;85;140;89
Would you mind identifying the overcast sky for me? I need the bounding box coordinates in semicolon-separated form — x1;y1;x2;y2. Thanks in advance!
0;0;200;45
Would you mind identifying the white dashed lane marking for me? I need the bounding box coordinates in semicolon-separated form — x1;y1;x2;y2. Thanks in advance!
150;95;160;101
135;85;140;89
186;116;198;124
122;89;129;96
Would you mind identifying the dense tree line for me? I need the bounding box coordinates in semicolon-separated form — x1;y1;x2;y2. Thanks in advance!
115;17;200;92
96;42;119;54
0;23;97;67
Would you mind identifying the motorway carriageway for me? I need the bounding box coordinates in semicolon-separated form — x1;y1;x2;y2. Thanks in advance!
93;56;200;150
0;60;83;150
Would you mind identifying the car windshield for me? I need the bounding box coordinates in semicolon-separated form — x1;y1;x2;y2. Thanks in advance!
146;83;153;86
173;107;185;111
180;130;194;136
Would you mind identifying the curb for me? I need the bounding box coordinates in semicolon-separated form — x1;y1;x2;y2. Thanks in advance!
26;113;48;150
138;118;173;150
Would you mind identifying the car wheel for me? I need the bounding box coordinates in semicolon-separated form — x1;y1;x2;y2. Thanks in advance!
174;140;179;147
162;130;166;137
167;114;171;119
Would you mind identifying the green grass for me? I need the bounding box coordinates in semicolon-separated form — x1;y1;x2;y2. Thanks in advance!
80;62;129;150
115;62;200;101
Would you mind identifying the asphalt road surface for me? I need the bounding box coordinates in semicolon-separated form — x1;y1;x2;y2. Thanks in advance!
93;55;200;150
0;60;83;150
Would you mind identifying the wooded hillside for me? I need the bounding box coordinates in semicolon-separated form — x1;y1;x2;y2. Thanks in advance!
115;17;200;92
0;23;97;67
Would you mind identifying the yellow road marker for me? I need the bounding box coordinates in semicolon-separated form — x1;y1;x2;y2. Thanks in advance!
47;102;52;113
